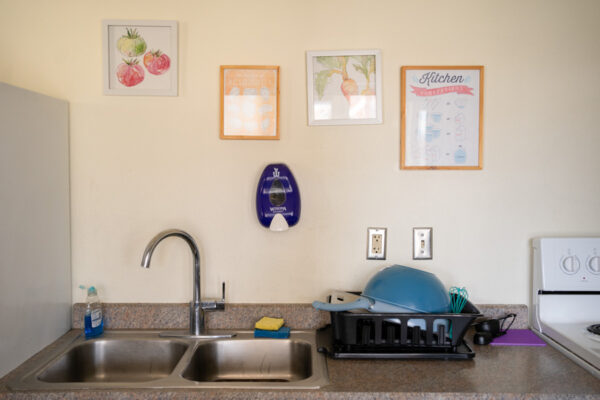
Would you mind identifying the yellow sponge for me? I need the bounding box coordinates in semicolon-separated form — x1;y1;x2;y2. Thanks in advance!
255;316;284;331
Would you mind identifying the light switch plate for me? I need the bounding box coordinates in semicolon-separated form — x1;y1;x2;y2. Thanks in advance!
367;227;387;260
413;227;432;259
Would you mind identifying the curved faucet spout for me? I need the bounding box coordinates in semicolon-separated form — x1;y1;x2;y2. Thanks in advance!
140;229;202;334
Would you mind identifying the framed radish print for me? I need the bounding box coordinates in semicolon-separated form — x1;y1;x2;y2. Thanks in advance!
401;66;484;169
102;20;178;96
306;50;382;126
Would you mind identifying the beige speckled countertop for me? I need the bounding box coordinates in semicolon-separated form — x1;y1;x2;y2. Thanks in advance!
1;303;599;399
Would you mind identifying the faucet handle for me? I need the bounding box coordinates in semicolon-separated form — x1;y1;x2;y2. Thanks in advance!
201;282;227;311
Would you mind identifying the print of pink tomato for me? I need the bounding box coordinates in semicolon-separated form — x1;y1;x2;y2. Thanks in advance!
116;59;144;87
143;50;171;75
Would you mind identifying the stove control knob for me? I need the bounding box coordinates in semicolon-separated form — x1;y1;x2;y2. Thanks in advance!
560;255;580;274
586;256;600;274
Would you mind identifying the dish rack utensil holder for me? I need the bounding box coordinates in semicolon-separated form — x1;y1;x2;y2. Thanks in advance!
317;296;481;359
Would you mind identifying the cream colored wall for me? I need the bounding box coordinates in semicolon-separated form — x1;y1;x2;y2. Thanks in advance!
1;0;599;305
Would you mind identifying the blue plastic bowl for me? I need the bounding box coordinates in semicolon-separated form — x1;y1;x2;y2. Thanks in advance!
363;265;450;313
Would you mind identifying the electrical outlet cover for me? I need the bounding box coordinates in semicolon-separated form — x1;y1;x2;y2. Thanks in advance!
367;227;387;260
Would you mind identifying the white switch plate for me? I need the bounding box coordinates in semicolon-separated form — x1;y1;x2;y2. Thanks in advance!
367;227;387;260
413;227;432;260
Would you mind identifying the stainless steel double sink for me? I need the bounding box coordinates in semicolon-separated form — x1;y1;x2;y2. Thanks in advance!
7;330;329;390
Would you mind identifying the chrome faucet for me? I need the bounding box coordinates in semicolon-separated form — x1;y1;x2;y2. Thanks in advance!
141;229;234;338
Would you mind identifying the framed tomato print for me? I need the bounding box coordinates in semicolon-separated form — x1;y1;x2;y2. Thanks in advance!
102;20;178;96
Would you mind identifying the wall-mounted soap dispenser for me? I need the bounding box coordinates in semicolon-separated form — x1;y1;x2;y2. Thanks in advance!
256;163;301;231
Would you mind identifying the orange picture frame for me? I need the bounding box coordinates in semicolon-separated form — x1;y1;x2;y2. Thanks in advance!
401;66;484;169
220;65;280;140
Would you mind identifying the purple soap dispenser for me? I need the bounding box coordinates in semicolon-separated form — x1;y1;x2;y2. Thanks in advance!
256;163;301;231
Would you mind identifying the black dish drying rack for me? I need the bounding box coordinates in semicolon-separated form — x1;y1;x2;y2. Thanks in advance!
317;295;482;360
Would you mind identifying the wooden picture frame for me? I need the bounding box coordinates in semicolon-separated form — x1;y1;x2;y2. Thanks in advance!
306;50;382;126
220;65;280;140
401;66;484;169
102;20;178;96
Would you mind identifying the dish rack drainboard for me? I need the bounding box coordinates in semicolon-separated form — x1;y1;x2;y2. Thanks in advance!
317;298;481;360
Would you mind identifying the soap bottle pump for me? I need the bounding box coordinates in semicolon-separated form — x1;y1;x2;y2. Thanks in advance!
80;285;104;338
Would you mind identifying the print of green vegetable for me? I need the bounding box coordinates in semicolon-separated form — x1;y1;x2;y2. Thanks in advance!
352;55;375;95
314;55;375;102
117;28;147;57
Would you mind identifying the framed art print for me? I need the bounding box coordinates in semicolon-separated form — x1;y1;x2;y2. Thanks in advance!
220;65;280;140
306;50;382;126
102;20;178;96
401;66;484;169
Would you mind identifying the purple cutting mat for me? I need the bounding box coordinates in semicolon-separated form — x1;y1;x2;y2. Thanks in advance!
490;329;547;346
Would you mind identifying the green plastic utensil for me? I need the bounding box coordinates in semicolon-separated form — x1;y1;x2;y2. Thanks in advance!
448;286;469;339
449;286;469;313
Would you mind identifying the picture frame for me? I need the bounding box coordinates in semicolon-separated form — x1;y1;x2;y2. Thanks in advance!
401;66;484;169
220;65;280;140
102;20;178;96
306;50;382;126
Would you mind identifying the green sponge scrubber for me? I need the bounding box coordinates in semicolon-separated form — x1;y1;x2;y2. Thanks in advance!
254;326;290;338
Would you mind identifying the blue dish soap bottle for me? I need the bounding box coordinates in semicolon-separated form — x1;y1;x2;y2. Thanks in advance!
80;285;104;338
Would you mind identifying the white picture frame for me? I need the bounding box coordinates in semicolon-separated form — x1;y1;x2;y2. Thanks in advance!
102;20;178;96
306;49;382;126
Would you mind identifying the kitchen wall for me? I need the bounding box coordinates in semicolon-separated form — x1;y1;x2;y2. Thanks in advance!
1;0;599;305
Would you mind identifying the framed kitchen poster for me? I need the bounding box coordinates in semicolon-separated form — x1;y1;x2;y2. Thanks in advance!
102;20;178;96
306;50;382;125
220;65;280;140
401;66;484;169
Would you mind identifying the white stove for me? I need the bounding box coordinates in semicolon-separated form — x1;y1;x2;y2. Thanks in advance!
531;237;600;379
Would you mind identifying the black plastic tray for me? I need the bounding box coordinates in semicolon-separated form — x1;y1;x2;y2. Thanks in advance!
317;325;476;359
318;296;481;359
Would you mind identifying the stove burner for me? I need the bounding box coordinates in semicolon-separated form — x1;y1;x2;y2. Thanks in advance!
586;324;600;336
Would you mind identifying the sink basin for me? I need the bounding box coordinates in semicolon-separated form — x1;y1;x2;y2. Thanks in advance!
38;338;188;383
7;330;328;390
182;339;312;383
